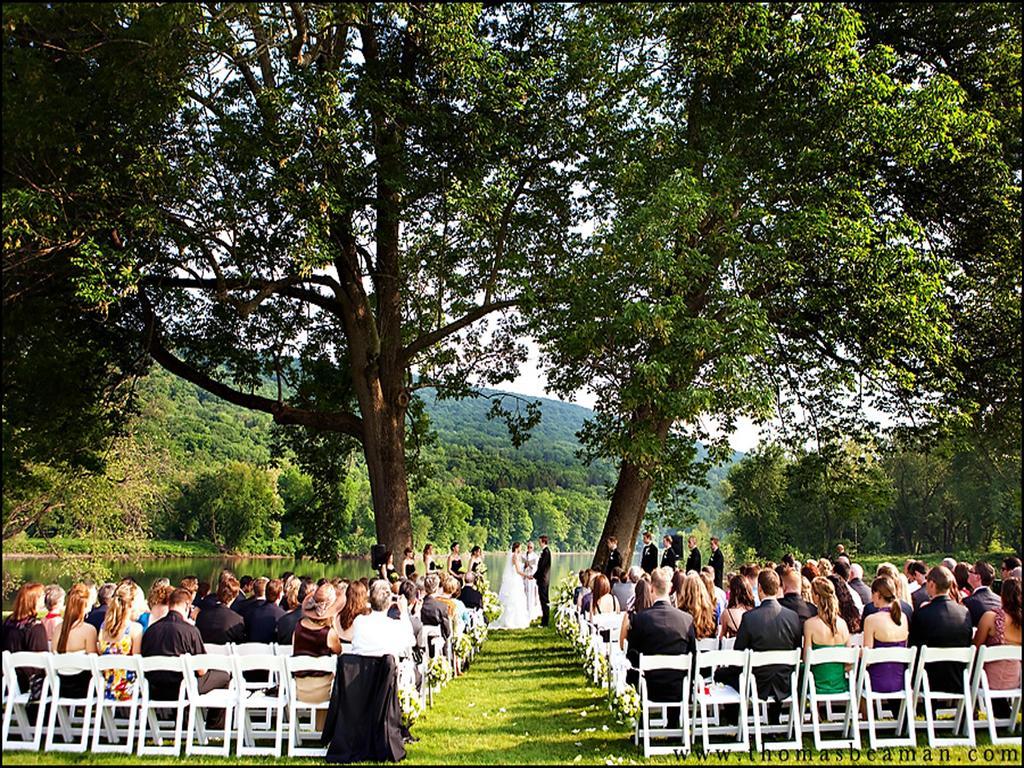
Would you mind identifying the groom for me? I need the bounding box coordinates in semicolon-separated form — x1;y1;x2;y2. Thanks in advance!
536;535;552;626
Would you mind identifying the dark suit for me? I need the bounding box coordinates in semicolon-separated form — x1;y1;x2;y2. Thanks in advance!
685;547;702;574
276;608;302;644
626;600;696;705
848;578;872;606
709;547;725;589
234;596;262;620
420;595;452;640
911;585;930;612
605;548;622;578
640;543;659;574
195;602;246;645
245;599;285;644
717;598;800;724
909;595;972;694
460;586;483;611
964;586;1001;627
661;546;679;570
536;546;552;626
778;593;818;629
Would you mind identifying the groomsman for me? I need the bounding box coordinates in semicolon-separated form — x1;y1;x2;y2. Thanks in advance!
685;535;702;573
536;535;552;627
604;536;622;577
660;534;679;569
709;536;725;589
640;531;659;574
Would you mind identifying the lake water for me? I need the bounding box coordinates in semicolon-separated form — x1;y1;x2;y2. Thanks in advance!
2;551;600;610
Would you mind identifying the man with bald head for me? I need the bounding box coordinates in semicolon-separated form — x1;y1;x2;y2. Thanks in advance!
847;563;872;606
778;568;817;628
909;566;972;694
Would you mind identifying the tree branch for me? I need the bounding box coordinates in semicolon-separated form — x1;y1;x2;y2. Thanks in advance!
401;299;518;363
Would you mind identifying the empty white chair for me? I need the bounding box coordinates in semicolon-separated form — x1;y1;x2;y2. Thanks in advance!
636;654;691;757
800;645;860;750
137;656;189;756
233;654;286;756
183;653;237;756
912;645;976;747
693;649;749;753
45;653;98;752
91;656;141;753
285;655;335;757
971;644;1022;745
746;649;802;751
1;650;50;751
857;645;917;749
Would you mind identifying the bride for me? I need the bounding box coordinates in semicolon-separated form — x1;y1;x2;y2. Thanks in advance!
523;540;542;621
492;542;532;630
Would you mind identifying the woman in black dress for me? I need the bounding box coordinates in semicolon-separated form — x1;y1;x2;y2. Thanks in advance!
468;545;484;574
401;547;417;578
447;543;463;575
423;543;437;573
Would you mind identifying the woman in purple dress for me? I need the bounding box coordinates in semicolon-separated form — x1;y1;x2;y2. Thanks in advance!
862;576;910;692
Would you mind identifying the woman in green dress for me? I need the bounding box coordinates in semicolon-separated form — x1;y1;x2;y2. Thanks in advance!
803;577;851;693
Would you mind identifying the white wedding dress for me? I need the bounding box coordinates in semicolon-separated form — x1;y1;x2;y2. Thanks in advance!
492;551;531;630
523;550;542;621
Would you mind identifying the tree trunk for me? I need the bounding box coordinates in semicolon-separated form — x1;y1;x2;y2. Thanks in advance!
359;390;413;556
591;460;655;571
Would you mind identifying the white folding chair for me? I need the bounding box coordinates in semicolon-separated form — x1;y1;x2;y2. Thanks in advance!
971;644;1021;745
45;653;98;752
696;637;719;653
912;645;976;747
203;643;232;655
800;645;860;750
719;636;736;651
91;656;141;753
747;649;802;751
233;654;286;756
275;644;293;657
232;642;272;656
857;645;917;748
137;656;188;756
636;654;691;757
183;653;237;756
1;650;50;751
693;648;749;753
848;633;864;647
422;625;445;705
285;655;335;757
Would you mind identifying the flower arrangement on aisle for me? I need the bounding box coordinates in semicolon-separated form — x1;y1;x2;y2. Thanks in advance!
398;681;424;727
610;683;641;727
481;586;503;624
426;655;454;688
455;632;474;664
468;620;488;649
582;637;610;685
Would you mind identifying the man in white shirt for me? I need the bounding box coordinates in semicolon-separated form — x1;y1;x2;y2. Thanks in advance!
350;580;416;660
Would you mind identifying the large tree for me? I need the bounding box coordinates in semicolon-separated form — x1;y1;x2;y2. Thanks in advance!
528;4;995;568
4;3;587;556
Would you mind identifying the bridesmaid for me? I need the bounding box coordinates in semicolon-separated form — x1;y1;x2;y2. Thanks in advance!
423;543;437;573
401;547;417;579
447;543;463;575
467;545;484;574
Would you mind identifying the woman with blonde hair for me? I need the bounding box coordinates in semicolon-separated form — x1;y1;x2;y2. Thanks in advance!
679;573;716;639
817;558;833;578
803;577;851;694
55;584;100;697
800;575;813;603
97;582;143;701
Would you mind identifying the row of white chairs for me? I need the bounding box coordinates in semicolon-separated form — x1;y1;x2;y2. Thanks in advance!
563;605;1021;756
4;649;376;757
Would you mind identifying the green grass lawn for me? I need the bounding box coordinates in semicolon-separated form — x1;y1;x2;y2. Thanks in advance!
2;627;1021;765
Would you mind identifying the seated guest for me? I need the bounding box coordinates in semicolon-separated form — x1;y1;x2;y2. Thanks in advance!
195;575;246;645
803;578;851;694
778;568;818;629
420;573;452;642
669;569;686;607
828;574;862;635
589;573;620;619
42;584;66;645
862;564;913;623
178;576;200;622
678;573;716;640
335;580;367;644
2;583;49;701
619;579;655;650
625;567;696;712
974;576;1021;717
741;563;762;606
573;570;592;611
86;583;115;631
1001;556;1022;584
908;561;929;607
909;566;972;694
953;563;973;599
862;576;910;693
848;564;872;606
54;584;99;697
717;569;801;724
195;579;211;607
816;558;832;579
144;585;175;628
389;579;424;646
801;561;819;583
238;576;268;620
441;575;471;628
700;567;727;621
294;583;343;729
610;568;632;610
351;580;416;659
97;583;143;702
831;560;862;613
232;575;254;613
460;572;484;611
247;578;286;643
276;578;305;645
965;561;1001;626
719;574;755;640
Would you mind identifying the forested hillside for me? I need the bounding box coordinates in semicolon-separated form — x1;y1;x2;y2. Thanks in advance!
23;368;733;557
